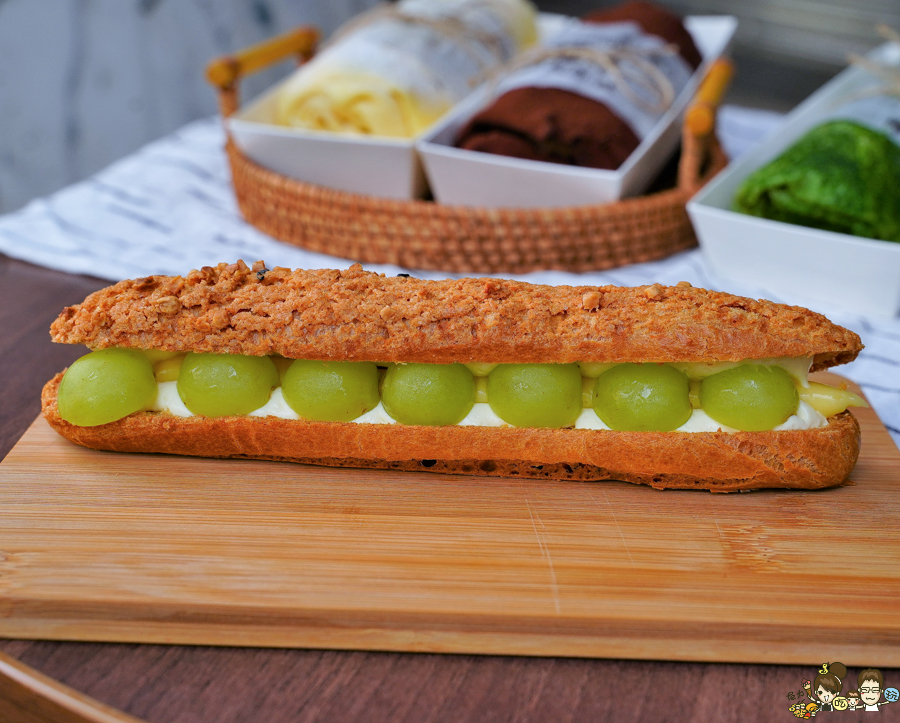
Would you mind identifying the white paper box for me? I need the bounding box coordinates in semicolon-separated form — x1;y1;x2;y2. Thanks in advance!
416;15;737;209
225;14;571;201
687;41;900;318
227;83;427;201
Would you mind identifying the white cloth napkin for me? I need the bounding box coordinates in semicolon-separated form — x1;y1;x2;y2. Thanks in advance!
0;107;897;447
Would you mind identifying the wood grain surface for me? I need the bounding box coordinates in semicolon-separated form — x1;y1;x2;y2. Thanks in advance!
2;383;899;665
1;254;899;723
0;650;145;723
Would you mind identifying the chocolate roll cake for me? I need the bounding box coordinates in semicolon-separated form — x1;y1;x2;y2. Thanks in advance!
455;0;702;170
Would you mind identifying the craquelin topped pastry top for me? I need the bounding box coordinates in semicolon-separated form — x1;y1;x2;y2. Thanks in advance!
51;261;862;369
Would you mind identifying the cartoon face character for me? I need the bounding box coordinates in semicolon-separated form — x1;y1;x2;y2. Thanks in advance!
860;681;882;706
811;662;846;706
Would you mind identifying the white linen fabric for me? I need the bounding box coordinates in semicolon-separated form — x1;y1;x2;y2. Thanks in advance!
0;106;897;447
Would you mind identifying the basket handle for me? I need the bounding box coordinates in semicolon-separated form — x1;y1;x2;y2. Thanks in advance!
0;650;148;723
679;58;734;193
205;26;320;117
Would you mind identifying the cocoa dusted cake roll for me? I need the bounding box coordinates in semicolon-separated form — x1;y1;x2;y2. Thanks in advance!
455;0;702;170
584;0;701;70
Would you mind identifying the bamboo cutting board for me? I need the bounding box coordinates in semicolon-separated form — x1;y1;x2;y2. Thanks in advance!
1;374;898;666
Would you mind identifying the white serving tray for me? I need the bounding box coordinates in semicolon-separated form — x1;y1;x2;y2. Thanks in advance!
226;14;570;201
416;15;737;209
687;41;900;318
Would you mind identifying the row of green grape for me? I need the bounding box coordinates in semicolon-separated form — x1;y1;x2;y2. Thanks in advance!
57;348;803;431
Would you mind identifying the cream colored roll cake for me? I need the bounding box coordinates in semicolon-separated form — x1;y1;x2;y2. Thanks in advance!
42;261;866;491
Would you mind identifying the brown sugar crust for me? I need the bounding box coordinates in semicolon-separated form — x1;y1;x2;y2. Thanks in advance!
50;263;862;371
42;373;861;492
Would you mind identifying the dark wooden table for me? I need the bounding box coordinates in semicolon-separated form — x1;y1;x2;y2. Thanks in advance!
1;254;896;723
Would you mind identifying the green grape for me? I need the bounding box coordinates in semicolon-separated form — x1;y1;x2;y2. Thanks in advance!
282;360;380;421
382;363;475;426
57;348;157;426
177;353;278;418
487;363;582;428
700;364;799;431
593;363;692;431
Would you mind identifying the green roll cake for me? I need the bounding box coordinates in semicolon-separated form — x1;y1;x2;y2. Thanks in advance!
734;120;900;243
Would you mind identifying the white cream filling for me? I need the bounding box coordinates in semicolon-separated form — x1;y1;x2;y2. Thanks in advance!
456;402;510;427
575;408;610;430
352;401;397;425
774;400;828;430
350;402;511;426
676;409;737;433
248;387;299;419
149;381;193;417
574;402;826;433
149;383;828;432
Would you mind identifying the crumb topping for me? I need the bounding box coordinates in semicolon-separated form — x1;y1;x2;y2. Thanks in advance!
50;262;863;369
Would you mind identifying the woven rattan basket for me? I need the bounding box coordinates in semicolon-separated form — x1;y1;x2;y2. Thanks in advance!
207;27;731;274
